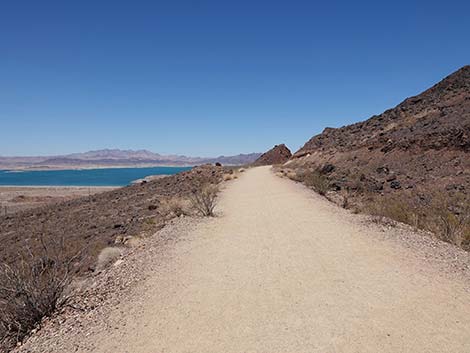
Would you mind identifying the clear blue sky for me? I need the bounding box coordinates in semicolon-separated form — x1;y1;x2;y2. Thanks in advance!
1;1;469;157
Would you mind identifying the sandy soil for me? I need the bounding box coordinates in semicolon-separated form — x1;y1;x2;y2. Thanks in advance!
0;186;116;214
17;166;470;352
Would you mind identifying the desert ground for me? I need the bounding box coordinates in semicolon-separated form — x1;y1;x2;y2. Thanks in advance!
18;166;470;353
0;186;116;215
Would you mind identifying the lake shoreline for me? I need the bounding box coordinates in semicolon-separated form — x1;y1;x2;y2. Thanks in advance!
0;186;118;215
0;185;119;189
0;166;192;187
0;164;195;172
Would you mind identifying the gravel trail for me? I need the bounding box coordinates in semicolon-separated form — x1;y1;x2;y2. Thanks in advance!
22;166;470;352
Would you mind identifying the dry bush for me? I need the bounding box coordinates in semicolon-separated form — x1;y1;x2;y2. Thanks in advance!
340;190;357;209
286;171;302;182
160;197;189;217
304;171;330;196
189;184;218;217
223;170;240;181
96;247;121;271
223;173;234;181
428;193;470;248
362;191;470;249
144;217;156;227
278;167;330;196
271;166;289;179
238;168;246;173
365;195;419;226
0;235;81;349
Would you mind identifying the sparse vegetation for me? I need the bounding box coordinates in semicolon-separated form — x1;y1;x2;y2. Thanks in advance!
281;167;330;196
96;247;122;271
340;190;355;209
429;193;470;248
0;235;81;349
160;197;189;217
363;191;470;249
278;164;470;251
0;165;228;350
303;170;330;196
188;184;219;217
223;169;242;181
279;168;303;182
365;195;418;226
223;173;232;181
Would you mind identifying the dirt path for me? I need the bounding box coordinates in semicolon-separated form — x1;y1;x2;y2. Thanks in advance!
40;167;470;352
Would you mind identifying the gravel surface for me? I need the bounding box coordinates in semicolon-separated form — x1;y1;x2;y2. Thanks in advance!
14;215;203;353
13;166;470;353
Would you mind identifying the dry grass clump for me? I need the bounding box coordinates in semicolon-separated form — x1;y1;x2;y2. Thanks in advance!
303;171;330;196
272;167;292;180
96;247;122;271
286;171;300;181
238;168;246;173
364;191;470;249
279;168;303;182
428;193;470;248
0;235;81;349
189;184;219;217
366;195;419;226
277;167;330;196
159;197;190;218
282;164;470;250
223;173;238;181
340;190;357;210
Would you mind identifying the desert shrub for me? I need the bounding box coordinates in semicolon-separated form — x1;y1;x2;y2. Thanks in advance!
286;171;298;180
362;191;470;249
223;173;233;181
304;171;330;196
144;217;156;226
0;235;81;349
96;247;121;271
365;195;419;226
428;193;470;248
341;190;357;209
238;168;246;173
189;184;218;217
160;197;189;217
285;169;306;182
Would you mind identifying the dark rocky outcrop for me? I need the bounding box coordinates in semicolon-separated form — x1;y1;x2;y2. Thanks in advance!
253;144;292;166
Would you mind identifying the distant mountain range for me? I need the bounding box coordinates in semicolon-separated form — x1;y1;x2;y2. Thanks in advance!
0;149;262;169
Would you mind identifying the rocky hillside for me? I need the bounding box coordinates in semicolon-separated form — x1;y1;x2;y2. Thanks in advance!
0;165;226;274
253;144;292;166
285;66;470;250
290;65;469;194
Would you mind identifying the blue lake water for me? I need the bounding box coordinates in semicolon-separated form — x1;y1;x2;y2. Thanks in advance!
0;167;192;187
